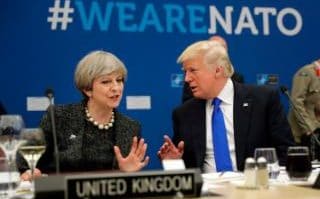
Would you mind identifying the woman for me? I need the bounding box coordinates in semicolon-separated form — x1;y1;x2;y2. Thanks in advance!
19;50;149;180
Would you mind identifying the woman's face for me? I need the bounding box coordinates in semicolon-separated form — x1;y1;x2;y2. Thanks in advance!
85;72;124;110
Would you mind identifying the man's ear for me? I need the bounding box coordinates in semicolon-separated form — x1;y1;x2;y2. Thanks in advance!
215;66;224;77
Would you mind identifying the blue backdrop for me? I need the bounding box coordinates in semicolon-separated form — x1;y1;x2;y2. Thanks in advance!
1;0;319;170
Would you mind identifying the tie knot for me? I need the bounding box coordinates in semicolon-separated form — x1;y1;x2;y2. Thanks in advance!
212;98;221;107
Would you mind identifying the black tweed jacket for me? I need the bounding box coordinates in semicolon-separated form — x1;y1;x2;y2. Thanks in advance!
17;102;141;173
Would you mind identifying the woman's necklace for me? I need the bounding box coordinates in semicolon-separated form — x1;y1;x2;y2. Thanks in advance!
85;107;115;130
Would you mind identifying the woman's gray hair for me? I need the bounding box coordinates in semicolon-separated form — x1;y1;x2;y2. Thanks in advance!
177;40;234;77
74;50;127;92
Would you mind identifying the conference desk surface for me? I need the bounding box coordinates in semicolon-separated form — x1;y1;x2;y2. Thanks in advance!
27;178;320;199
12;169;320;199
197;183;320;199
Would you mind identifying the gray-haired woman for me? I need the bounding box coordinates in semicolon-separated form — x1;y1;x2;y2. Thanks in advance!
19;50;149;180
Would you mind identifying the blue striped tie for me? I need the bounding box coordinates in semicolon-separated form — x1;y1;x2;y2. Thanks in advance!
212;98;233;172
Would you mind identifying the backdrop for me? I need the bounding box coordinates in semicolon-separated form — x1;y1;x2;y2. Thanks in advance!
1;0;319;170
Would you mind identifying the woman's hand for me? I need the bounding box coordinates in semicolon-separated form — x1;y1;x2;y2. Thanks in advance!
114;136;150;172
157;135;184;160
20;168;42;181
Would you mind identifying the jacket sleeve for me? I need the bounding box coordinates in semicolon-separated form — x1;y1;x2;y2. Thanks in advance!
291;69;318;133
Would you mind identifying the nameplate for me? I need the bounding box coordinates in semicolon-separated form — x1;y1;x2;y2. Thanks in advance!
162;159;186;170
34;169;202;199
313;172;320;189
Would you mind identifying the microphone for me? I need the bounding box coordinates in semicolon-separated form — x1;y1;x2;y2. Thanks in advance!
45;88;54;100
279;86;320;147
45;88;60;174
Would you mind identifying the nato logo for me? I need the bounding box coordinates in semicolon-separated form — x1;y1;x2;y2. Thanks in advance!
171;74;184;87
256;74;279;85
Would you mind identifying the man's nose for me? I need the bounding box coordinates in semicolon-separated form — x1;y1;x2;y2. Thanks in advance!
184;71;192;83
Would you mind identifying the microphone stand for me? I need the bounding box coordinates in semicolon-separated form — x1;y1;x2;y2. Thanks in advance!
46;89;60;174
280;86;320;159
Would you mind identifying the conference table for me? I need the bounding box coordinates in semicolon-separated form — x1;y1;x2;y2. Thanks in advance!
197;185;320;199
199;180;320;199
9;168;320;199
197;168;320;199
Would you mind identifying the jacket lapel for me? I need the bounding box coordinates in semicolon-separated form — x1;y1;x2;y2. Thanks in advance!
233;82;253;170
190;99;207;168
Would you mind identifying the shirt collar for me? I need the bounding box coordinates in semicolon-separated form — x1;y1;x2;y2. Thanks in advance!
206;78;234;107
216;78;234;105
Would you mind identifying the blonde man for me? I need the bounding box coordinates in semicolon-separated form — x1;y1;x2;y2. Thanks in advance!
158;40;294;172
181;36;243;102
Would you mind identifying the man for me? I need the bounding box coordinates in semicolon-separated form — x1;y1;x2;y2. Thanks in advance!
288;59;320;160
0;101;6;115
0;101;6;169
158;40;295;172
181;36;244;103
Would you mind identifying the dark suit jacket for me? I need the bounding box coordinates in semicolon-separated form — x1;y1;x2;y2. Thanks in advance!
172;81;295;171
0;101;7;115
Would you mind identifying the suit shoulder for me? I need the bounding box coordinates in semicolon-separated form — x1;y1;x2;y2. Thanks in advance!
237;84;279;101
174;98;205;114
242;83;277;93
294;63;314;78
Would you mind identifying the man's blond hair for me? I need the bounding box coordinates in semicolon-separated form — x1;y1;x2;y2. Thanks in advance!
177;40;234;77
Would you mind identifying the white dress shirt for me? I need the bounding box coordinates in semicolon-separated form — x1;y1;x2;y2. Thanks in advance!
203;78;237;173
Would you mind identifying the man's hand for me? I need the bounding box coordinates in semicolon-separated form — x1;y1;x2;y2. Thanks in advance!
157;135;184;160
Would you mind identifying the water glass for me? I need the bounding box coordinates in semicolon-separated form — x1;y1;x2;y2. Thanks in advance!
254;147;280;179
286;146;312;181
0;115;25;197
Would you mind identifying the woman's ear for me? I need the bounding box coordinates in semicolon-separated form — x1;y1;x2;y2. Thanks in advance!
83;89;92;98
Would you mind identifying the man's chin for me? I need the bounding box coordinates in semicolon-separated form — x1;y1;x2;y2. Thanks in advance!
192;92;201;99
192;92;207;99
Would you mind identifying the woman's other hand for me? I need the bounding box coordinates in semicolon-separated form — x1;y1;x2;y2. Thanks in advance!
114;136;149;172
20;168;42;181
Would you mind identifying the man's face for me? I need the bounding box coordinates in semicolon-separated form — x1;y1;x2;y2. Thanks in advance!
183;55;217;99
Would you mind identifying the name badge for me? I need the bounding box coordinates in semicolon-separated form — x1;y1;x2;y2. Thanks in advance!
64;170;201;199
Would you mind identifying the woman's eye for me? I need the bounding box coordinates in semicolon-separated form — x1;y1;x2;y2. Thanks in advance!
102;80;112;84
116;78;124;82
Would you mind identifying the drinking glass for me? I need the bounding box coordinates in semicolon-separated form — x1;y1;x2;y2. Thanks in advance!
254;147;280;179
286;146;312;181
19;128;46;183
0;115;25;197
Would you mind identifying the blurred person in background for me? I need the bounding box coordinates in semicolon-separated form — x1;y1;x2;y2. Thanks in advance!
288;59;320;160
0;101;7;115
0;101;6;167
